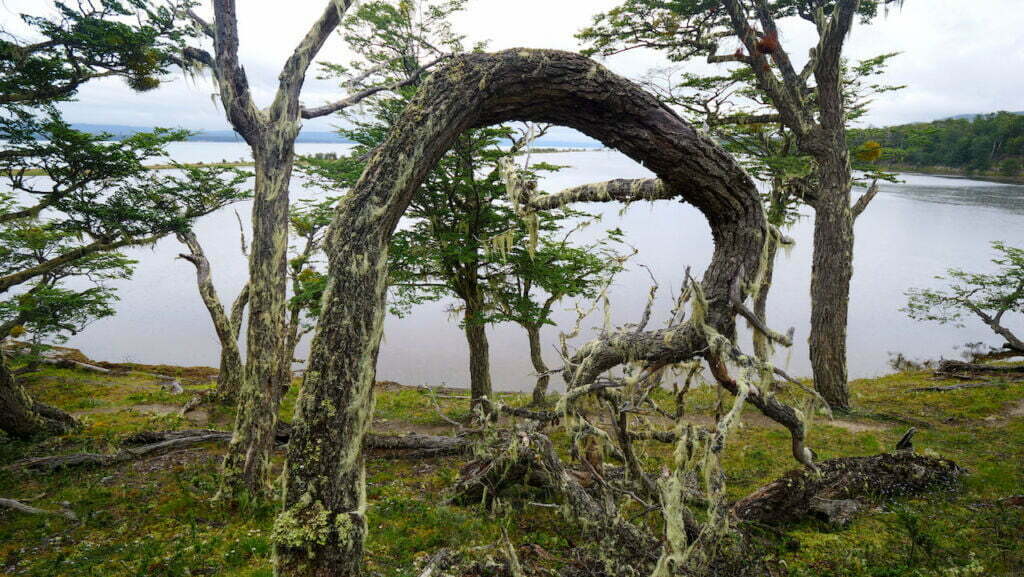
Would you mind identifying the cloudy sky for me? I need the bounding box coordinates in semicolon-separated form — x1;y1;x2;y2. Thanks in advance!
5;0;1023;139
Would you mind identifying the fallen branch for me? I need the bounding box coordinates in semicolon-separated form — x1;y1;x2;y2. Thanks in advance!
9;428;472;472
935;360;1024;379
731;452;964;526
912;381;1021;392
0;497;77;521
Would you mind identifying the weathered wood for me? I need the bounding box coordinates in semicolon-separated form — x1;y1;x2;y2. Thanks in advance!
731;452;964;525
0;497;77;521
0;354;78;439
8;429;471;473
177;231;245;400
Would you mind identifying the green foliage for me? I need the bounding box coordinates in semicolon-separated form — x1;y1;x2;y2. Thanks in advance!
0;0;193;107
904;242;1024;328
612;11;901;226
0;0;248;346
308;1;624;338
849;112;1024;173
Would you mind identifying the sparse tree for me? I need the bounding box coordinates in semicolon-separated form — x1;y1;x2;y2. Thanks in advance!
905;242;1024;355
0;1;246;438
578;0;903;411
179;0;446;498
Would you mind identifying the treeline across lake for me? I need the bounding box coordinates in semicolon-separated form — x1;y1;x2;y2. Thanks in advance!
849;111;1024;178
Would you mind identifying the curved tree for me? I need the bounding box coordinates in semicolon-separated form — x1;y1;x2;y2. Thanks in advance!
273;49;811;577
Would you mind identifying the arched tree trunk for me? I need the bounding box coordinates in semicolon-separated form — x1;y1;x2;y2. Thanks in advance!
275;49;769;577
526;324;551;406
0;353;77;439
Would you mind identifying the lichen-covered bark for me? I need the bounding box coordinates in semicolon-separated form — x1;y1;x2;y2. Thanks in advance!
201;0;359;499
177;231;245;400
277;49;767;577
0;353;77;439
219;140;294;497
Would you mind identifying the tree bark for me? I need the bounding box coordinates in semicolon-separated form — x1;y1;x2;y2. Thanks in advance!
526;325;550;406
276;49;767;577
219;140;295;498
807;142;855;413
463;288;493;414
0;353;77;439
177;231;245;400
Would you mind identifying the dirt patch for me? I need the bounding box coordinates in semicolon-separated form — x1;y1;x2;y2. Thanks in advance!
823;419;890;433
372;417;455;436
1006;400;1024;418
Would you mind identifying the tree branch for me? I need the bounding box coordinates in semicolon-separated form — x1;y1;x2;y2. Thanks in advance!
300;56;447;119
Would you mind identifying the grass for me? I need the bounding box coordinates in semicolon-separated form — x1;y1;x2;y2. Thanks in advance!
1;363;1022;576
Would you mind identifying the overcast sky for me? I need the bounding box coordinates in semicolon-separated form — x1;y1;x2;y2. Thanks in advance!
5;0;1022;139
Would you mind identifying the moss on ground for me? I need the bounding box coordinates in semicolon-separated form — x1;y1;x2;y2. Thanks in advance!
1;363;1021;576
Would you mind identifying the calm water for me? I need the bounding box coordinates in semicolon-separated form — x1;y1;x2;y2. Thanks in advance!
56;142;1024;391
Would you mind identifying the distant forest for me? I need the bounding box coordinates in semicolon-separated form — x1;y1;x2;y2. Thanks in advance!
849;111;1024;176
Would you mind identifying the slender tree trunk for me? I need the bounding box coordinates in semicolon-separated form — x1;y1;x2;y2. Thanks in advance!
220;139;295;498
0;352;77;439
808;153;854;412
526;324;551;406
752;234;779;362
178;232;246;401
463;287;493;414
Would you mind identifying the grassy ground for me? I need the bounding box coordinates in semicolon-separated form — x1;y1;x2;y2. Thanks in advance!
0;362;1021;577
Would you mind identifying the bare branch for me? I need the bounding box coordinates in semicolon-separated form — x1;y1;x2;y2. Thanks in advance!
300;56;447;119
851;179;879;219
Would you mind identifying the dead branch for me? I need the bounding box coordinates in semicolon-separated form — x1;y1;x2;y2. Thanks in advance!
0;497;77;521
731;452;964;526
934;360;1024;380
9;428;472;472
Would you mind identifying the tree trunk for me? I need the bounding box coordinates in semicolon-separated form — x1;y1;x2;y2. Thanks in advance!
463;288;493;414
178;231;245;401
220;138;295;498
526;325;550;406
752;233;779;363
0;352;77;439
275;50;767;577
808;153;854;412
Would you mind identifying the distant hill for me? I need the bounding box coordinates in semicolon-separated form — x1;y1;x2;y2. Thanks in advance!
945;111;1024;121
70;123;353;143
848;111;1024;178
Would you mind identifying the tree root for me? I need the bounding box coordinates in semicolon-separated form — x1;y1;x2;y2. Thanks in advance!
8;428;472;472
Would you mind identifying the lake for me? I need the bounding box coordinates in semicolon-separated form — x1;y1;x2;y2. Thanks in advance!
58;141;1024;392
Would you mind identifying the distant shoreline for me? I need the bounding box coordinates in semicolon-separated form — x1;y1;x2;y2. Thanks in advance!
874;164;1024;185
11;148;606;176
